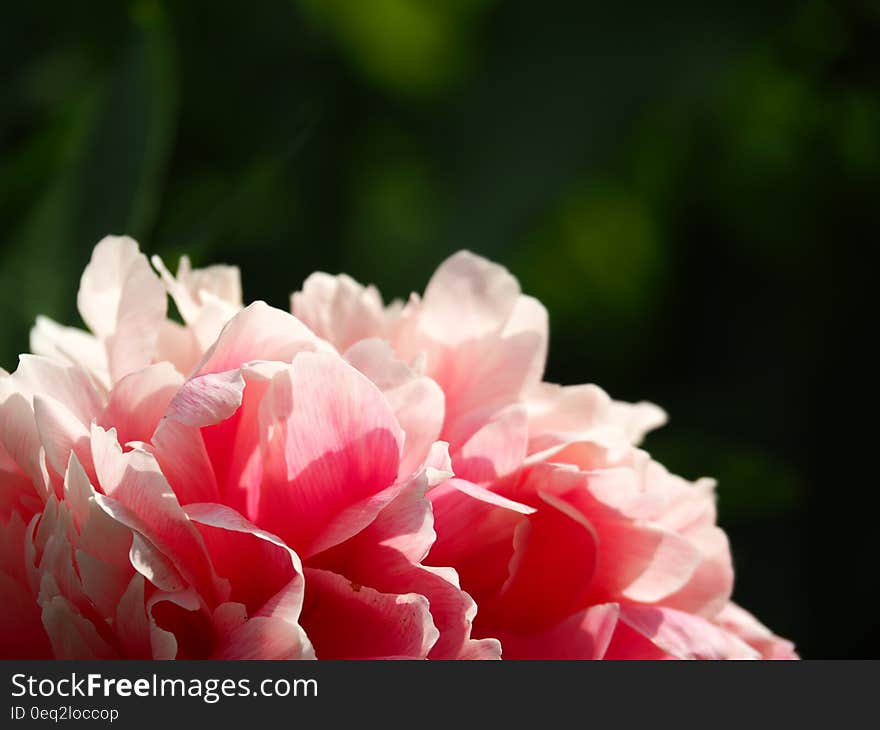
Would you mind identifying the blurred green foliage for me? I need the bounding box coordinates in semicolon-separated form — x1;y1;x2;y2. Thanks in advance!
297;0;492;95
1;0;878;656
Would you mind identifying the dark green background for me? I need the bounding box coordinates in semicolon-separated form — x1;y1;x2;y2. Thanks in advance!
2;1;877;658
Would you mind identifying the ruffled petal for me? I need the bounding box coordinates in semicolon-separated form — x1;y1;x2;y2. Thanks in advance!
713;602;798;659
493;603;619;660
195;301;327;376
77;236;167;382
344;339;445;479
301;567;438;659
101;363;183;446
292;272;389;352
253;352;403;557
607;605;760;660
90;425;225;603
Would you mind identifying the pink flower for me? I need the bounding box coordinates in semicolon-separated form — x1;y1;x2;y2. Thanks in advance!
292;251;797;659
0;237;495;659
0;239;795;659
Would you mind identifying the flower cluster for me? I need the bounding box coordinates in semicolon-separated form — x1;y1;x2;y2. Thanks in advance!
0;237;795;659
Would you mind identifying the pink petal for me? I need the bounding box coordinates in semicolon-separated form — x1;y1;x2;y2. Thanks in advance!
101;363;183;446
418;566;499;659
146;588;212;659
211;602;248;636
90;425;225;603
0;442;40;522
292;272;389;352
253;352;403;557
344;339;445;479
33;500;90;613
602;615;673;660
314;445;449;568
417;251;521;347
713;602;798;659
457;638;504;659
525;383;612;453
180;362;285;515
66;455;132;572
0;392;54;497
11;355;103;426
152;255;241;314
195;301;327;376
33;396;93;483
41;594;117;659
114;573;151;658
198;365;277;513
500;295;548;397
661;525;733;617
439;477;537;515
607;399;668;444
121;528;186;593
185;502;305;618
153;358;288;511
547;465;704;604
29;316;110;390
453;404;528;483
613;604;760;660
493;603;620;660
165;369;244;427
77;236;167;382
150;419;220;505
481;490;598;633
589;517;702;604
391;253;547;450
58;470;133;621
154;320;201;375
428;478;531;600
212;614;315;659
300;567;438;659
430;330;548;451
75;546;132;618
212;573;315;660
310;449;491;659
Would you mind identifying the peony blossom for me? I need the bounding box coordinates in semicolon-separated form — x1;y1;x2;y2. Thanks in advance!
0;237;795;659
